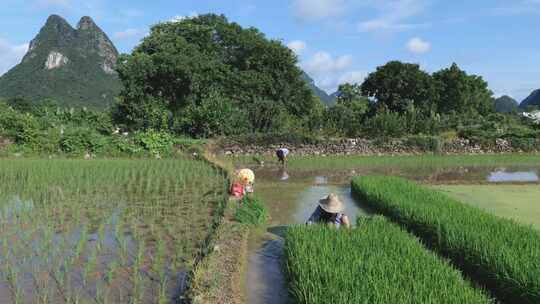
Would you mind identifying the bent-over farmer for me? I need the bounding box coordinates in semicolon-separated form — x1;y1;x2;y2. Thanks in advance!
276;148;289;166
307;193;351;229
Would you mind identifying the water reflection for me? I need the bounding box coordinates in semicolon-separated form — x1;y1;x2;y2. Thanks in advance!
487;170;539;182
279;169;289;181
254;165;540;185
314;176;328;185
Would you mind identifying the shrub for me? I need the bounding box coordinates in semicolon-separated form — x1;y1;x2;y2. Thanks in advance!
134;129;175;155
176;93;250;138
351;176;540;304
234;195;267;226
284;216;492;304
60;128;108;153
362;112;408;137
509;137;538;151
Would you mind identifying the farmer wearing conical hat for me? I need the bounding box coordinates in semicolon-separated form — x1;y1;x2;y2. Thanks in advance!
237;168;255;193
307;193;351;229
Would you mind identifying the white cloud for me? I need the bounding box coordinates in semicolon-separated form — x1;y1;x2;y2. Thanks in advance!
287;40;307;56
113;29;147;40
0;39;28;76
406;37;431;54
338;71;367;85
292;0;347;21
357;0;427;34
170;12;199;23
301;51;356;92
304;51;352;75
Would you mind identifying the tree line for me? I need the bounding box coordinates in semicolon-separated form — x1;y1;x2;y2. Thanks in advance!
0;14;538;155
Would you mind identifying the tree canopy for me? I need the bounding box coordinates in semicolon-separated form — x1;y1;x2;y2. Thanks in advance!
433;63;493;115
114;14;316;136
360;61;437;113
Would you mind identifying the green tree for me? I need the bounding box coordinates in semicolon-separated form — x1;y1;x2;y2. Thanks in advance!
324;84;370;137
433;63;494;115
115;14;316;136
361;61;437;113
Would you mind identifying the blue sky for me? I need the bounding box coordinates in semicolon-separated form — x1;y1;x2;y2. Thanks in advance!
1;0;539;101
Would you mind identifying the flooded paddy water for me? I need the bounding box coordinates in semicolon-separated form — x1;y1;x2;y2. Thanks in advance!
0;159;227;304
242;162;540;303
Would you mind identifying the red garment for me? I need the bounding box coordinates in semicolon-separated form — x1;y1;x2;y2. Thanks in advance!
230;182;245;197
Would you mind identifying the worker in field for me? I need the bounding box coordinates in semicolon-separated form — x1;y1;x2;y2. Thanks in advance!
276;147;289;167
239;168;255;193
230;168;255;197
307;193;351;229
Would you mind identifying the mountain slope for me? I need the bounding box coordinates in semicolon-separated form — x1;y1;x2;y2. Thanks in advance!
302;72;335;106
0;15;120;108
520;89;540;110
493;95;518;113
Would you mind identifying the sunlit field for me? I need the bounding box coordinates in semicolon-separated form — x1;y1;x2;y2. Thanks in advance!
0;159;227;303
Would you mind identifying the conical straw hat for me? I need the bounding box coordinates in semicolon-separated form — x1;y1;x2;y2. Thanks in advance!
319;193;344;214
238;169;255;185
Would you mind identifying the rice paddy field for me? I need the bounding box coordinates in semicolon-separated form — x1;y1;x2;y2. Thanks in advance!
285;216;492;304
232;153;540;304
351;176;540;303
434;185;540;229
0;159;227;303
238;154;540;171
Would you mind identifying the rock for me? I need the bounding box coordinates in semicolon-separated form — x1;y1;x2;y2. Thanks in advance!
45;51;69;69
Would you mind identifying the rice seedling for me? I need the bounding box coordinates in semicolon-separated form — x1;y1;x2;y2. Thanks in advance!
352;176;540;303
284;216;492;304
0;158;228;303
234;195;268;226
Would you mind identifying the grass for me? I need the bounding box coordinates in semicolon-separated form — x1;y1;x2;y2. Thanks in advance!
284;216;492;304
351;176;540;304
434;185;540;229
232;154;540;171
0;158;227;303
234;195;268;226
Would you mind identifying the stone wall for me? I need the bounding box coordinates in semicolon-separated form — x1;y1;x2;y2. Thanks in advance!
218;138;539;156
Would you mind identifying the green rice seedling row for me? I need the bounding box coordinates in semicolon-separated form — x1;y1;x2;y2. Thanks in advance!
351;176;540;303
284;216;492;304
0;158;227;303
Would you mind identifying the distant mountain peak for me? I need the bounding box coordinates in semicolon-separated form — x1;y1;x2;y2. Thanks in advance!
77;16;98;30
520;89;540;110
45;14;70;26
0;14;121;108
302;72;336;105
494;95;518;113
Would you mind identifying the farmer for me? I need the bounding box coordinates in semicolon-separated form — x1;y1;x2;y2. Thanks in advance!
276;148;289;166
307;193;351;228
238;168;255;193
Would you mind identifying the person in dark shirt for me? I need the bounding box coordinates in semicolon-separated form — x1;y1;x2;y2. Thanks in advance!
307;193;351;228
276;148;289;166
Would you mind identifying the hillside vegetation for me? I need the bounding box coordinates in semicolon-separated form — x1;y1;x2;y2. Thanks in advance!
0;15;120;108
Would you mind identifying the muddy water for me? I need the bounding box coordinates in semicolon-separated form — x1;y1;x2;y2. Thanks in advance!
244;164;540;304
